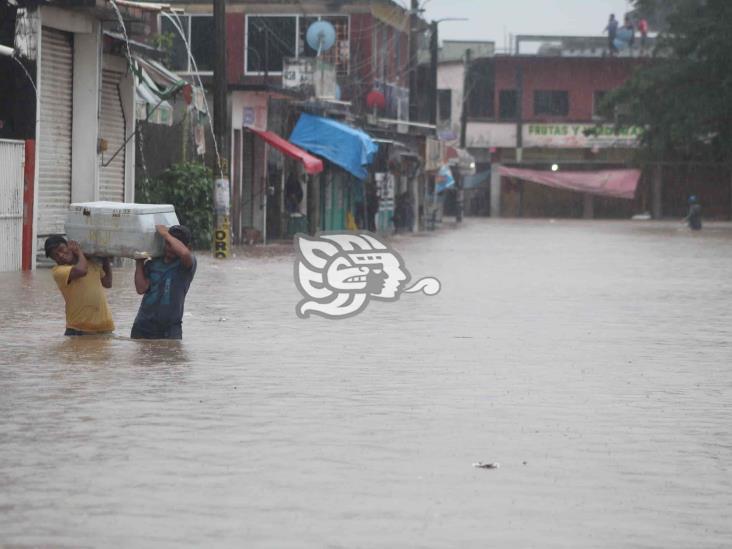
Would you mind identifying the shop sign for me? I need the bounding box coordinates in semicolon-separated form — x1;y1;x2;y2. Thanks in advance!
214;219;230;259
283;58;336;99
524;124;642;148
237;92;268;131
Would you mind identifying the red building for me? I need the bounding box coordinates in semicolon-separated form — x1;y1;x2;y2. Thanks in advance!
454;53;653;219
491;56;647;123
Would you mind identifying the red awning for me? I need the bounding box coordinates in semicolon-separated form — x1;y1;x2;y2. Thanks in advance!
499;166;641;200
248;128;324;175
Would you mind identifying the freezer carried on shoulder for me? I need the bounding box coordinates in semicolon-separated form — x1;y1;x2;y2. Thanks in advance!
65;202;180;259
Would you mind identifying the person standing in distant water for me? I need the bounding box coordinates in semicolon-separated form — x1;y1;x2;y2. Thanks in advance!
131;225;196;340
285;172;304;214
366;180;380;232
638;18;649;55
684;195;702;231
605;14;619;56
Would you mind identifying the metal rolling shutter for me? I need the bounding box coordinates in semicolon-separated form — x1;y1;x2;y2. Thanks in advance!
0;140;24;272
99;69;126;202
38;27;73;237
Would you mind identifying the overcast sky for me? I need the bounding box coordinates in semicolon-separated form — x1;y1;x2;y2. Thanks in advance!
420;0;633;50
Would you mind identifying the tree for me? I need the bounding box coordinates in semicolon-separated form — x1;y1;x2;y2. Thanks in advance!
601;0;732;162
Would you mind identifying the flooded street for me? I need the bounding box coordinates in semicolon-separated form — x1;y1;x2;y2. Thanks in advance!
1;220;731;548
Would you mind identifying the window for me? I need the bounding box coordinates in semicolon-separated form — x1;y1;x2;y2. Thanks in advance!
246;15;350;75
466;60;494;118
161;15;214;73
534;90;569;116
499;90;517;120
299;16;350;77
593;91;607;118
246;16;297;74
437;89;452;122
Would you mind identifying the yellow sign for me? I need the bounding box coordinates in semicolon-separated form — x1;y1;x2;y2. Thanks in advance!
214;218;230;259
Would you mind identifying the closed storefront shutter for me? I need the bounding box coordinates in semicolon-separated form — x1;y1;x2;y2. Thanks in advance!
0;140;25;272
38;27;73;237
99;68;126;202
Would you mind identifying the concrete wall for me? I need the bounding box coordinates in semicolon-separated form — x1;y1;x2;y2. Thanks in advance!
436;61;464;136
70;22;101;203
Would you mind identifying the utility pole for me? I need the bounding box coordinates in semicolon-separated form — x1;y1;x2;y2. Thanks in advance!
457;48;471;223
515;64;523;163
213;0;227;165
515;64;524;216
408;0;419;122
429;20;438;126
213;0;230;259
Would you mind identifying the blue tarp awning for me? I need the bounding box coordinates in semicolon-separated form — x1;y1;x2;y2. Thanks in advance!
463;169;491;189
289;113;378;180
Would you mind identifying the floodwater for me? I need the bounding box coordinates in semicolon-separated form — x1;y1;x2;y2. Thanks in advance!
1;219;731;548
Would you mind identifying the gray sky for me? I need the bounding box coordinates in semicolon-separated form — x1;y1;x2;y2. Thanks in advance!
420;0;633;50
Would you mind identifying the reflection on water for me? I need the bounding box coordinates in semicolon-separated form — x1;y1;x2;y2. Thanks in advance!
1;220;732;548
45;336;191;368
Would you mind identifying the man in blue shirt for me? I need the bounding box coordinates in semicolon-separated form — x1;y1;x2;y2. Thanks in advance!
131;224;196;340
684;195;703;231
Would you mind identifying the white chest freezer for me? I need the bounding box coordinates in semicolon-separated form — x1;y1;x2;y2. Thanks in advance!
64;202;180;259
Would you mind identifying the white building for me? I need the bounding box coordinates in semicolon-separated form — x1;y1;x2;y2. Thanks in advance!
0;0;184;270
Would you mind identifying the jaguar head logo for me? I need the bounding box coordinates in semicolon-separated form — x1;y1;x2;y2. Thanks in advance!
294;232;440;319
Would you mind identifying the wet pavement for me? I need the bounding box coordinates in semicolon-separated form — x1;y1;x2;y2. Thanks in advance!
1;219;731;548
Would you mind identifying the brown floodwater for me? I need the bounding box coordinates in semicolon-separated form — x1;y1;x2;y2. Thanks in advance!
1;219;731;548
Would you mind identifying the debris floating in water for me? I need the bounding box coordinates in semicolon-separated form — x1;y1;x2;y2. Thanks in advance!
473;462;500;469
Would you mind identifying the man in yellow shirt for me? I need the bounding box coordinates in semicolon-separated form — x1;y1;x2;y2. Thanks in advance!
44;235;115;336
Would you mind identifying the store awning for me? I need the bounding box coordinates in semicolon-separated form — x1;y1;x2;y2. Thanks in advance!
498;166;641;199
126;50;205;126
248;128;324;175
463;169;491;189
290;113;378;180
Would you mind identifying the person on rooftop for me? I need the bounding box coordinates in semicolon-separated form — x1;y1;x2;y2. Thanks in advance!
604;14;619;56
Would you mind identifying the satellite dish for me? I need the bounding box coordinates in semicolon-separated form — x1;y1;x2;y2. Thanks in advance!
306;21;336;54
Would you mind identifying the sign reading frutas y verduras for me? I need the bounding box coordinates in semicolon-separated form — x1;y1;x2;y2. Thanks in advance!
524;124;642;148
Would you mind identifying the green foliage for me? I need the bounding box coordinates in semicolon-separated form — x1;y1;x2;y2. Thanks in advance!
600;0;732;162
136;163;213;249
151;32;175;66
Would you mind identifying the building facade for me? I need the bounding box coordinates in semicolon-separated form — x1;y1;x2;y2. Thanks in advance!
158;0;431;244
0;0;194;270
435;47;650;219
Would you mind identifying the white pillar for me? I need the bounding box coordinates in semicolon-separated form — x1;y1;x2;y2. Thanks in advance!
583;193;594;219
122;69;136;203
71;21;101;203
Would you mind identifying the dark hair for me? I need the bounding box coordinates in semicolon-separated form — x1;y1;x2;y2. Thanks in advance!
168;225;192;247
44;235;67;258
